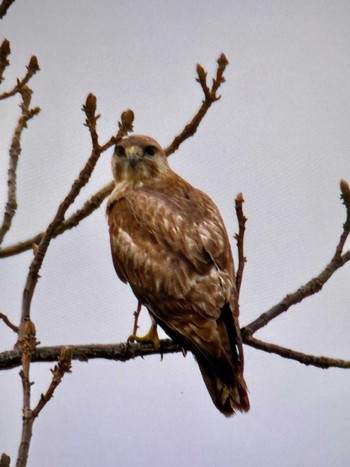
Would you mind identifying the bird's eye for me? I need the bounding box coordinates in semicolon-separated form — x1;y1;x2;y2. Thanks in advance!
144;145;156;156
115;146;126;157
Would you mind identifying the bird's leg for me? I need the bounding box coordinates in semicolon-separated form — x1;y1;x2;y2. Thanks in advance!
128;319;160;349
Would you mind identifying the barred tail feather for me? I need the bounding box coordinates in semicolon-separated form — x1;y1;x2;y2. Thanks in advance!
197;360;250;416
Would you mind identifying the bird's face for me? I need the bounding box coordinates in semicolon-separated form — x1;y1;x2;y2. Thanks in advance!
112;135;170;184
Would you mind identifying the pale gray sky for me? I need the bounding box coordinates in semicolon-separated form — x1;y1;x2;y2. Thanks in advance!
1;1;350;466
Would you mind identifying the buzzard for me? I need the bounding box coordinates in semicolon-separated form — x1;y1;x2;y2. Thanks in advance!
107;135;249;416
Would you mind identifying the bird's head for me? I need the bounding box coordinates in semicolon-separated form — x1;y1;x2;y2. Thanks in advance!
112;135;170;184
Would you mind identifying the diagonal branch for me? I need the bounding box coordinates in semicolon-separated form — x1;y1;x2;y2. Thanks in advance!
0;312;19;333
0;57;229;258
164;53;229;156
242;180;350;337
0;86;40;245
243;335;350;369
0;181;115;257
18;97;134;339
0;0;15;19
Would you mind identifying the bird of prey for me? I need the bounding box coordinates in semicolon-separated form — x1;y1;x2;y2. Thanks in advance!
107;134;249;416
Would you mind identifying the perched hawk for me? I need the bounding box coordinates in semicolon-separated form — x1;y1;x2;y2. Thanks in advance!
107;135;249;416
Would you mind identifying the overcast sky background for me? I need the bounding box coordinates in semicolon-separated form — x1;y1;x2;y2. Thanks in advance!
1;1;350;466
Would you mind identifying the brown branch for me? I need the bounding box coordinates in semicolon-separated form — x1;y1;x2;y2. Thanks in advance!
0;86;40;245
243;335;350;369
0;56;228;258
0;453;10;467
164;53;229;156
1;336;348;372
16;320;37;467
0;340;183;371
234;192;247;302
0;55;39;100
0;0;15;19
31;346;72;418
243;180;350;336
19;97;134;339
0;312;19;333
0;38;11;84
0;181;115;257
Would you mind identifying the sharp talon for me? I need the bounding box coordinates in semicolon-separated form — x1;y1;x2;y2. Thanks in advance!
127;323;160;349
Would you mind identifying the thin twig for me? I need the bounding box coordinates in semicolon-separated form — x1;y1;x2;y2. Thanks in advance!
243;335;350;369
0;181;115;257
132;301;142;336
31;346;72;418
0;56;228;258
164;53;229;155
234;192;247;302
0;86;40;245
0;55;39;100
0;38;11;84
243;180;350;336
0;0;15;19
0;311;19;333
18;97;134;340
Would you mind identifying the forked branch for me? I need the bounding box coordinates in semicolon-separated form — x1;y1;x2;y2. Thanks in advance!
19;96;134;339
0;54;229;258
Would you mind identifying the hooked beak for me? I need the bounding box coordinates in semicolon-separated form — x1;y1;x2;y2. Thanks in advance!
126;146;141;168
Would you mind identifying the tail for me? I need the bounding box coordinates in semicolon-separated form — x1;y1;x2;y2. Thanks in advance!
197;359;250;417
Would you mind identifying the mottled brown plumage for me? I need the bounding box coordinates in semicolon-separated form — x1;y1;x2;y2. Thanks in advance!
107;135;249;416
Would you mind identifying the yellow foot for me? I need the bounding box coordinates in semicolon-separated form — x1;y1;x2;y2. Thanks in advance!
128;323;160;349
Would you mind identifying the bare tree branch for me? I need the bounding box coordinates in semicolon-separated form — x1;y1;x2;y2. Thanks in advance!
242;181;350;337
0;56;229;259
16;320;37;467
18;97;134;339
0;340;182;371
0;181;115;257
31;346;72;418
0;86;40;245
0;453;10;467
0;311;19;333
234;192;247;304
243;335;350;369
0;38;11;84
0;55;39;100
1;336;349;372
0;0;15;20
164;53;229;155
